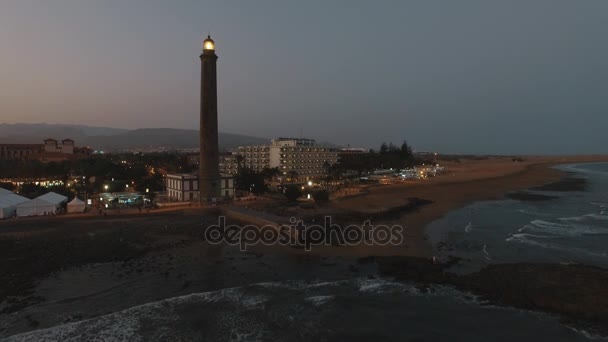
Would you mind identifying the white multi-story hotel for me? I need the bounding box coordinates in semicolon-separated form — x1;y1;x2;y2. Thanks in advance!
220;138;338;180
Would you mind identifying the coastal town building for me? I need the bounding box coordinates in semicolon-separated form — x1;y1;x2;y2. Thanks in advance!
165;173;234;202
0;138;92;162
218;137;339;180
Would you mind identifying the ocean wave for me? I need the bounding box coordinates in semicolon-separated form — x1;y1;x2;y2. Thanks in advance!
515;209;554;217
589;202;607;209
559;214;608;223
7;277;604;342
506;234;551;248
507;233;608;259
559;163;608;177
566;326;608;341
585;214;608;221
482;244;492;261
4;279;419;342
356;278;416;294
559;216;587;222
509;232;557;240
304;295;334;306
2;284;280;342
520;220;608;237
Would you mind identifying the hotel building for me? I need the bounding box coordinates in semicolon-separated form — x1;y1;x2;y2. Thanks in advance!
219;138;338;180
0;138;92;162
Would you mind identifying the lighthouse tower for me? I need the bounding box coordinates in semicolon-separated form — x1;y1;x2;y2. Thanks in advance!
199;35;221;202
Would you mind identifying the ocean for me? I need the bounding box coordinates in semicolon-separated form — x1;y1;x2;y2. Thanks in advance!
5;163;607;341
4;279;601;341
427;162;608;274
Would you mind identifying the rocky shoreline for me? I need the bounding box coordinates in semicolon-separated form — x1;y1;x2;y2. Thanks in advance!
375;256;608;337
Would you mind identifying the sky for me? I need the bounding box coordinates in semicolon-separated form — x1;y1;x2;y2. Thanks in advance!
1;0;607;154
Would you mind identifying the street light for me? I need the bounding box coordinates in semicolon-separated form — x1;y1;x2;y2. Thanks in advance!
104;185;109;191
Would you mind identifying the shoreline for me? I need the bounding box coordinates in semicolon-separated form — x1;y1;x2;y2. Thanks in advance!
324;156;608;258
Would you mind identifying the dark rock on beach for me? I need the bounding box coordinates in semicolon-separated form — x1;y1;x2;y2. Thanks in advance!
454;263;608;335
531;176;587;192
505;191;559;201
376;256;608;336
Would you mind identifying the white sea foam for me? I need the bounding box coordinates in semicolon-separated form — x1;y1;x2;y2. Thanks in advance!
560;213;608;223
481;244;492;261
304;295;334;306
515;209;553;217
520;219;608;236
357;279;407;293
509;232;556;240
566;326;608;340
559;215;587;222
586;214;608;221
464;222;473;233
255;280;345;290
589;202;607;209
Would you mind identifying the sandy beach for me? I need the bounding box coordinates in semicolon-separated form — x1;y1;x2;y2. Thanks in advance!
321;155;608;257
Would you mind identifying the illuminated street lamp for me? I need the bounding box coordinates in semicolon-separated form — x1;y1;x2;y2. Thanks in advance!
307;181;313;186
146;188;149;193
104;185;109;191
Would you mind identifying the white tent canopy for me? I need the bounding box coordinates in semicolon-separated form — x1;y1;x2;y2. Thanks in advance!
67;197;86;213
37;192;68;206
0;187;13;196
0;193;30;219
16;198;57;217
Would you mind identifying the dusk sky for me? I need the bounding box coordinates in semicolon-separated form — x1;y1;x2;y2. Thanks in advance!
1;0;607;154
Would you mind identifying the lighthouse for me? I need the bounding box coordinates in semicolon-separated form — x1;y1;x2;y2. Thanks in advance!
199;35;221;202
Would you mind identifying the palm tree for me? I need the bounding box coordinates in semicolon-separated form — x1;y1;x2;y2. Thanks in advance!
261;167;280;182
286;170;299;183
235;155;244;173
322;161;332;190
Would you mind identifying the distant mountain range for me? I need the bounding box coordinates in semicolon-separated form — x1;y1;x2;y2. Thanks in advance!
0;123;269;152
